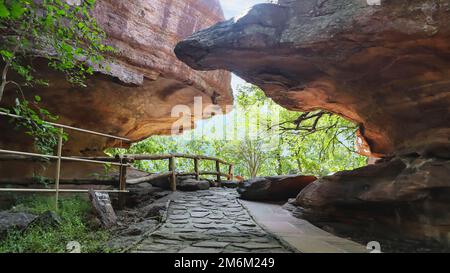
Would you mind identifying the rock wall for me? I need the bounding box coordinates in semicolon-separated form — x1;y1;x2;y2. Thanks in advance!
0;0;232;155
175;0;450;247
237;175;317;201
296;155;450;247
175;0;450;157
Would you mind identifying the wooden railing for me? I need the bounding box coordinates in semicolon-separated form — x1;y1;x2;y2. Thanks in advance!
0;111;132;210
0;111;235;207
114;154;234;191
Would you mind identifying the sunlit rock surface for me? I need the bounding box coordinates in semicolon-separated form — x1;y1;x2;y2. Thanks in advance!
175;0;450;157
0;0;232;155
175;0;450;248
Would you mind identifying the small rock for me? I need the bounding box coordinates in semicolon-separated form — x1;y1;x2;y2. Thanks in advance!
0;211;37;239
121;219;158;236
140;202;167;218
27;211;62;230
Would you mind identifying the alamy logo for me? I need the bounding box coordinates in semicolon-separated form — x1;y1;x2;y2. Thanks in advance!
367;0;381;5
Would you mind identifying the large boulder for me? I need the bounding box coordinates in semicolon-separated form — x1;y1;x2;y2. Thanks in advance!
0;0;232;156
175;0;450;158
0;211;37;239
125;182;170;208
177;177;210;191
175;0;450;248
237;175;317;201
148;175;210;191
221;180;240;188
295;155;450;247
27;211;62;230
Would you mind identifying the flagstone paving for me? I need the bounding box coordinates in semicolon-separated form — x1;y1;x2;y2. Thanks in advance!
132;188;292;253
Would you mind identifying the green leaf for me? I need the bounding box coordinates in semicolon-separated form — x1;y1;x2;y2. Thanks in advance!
34;95;42;102
0;1;10;18
10;1;26;19
0;49;13;60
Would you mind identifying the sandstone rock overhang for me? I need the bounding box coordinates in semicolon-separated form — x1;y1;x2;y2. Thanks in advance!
0;0;233;155
175;0;450;157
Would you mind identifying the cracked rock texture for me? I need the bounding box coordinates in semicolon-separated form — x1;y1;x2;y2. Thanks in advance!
0;0;232;155
238;175;317;201
295;154;450;248
175;0;450;248
175;0;450;157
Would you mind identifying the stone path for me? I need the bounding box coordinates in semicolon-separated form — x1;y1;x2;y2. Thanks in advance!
132;188;292;253
241;200;368;253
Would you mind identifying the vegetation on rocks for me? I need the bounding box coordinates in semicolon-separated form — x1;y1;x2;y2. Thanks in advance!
0;0;113;153
0;195;111;253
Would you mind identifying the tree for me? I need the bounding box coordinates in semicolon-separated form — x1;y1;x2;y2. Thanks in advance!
233;137;269;178
108;84;367;178
0;0;114;153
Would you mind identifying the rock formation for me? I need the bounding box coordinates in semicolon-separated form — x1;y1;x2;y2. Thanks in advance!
0;0;232;184
0;0;232;155
175;0;450;158
175;0;450;247
296;155;450;247
237;175;317;201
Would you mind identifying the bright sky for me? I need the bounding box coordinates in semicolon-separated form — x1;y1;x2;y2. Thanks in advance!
188;0;269;136
219;0;269;91
220;0;269;20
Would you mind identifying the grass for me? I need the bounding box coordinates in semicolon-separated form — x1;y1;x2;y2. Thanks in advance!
0;195;112;253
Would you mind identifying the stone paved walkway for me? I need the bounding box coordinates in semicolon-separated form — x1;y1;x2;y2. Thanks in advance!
132;188;292;253
241;200;368;253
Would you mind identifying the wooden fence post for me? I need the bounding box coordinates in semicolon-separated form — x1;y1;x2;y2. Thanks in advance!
194;157;199;180
118;163;127;208
228;164;234;181
54;128;64;211
169;156;176;191
216;160;221;185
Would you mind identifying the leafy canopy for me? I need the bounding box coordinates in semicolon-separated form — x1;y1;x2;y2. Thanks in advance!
0;0;113;88
0;0;113;154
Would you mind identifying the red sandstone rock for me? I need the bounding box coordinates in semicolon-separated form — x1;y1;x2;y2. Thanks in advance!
0;0;232;155
295;155;450;246
237;175;317;201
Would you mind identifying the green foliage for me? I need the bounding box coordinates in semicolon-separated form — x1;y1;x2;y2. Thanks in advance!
1;96;68;154
31;174;54;187
0;0;114;155
108;84;367;178
0;195;111;253
0;0;114;87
